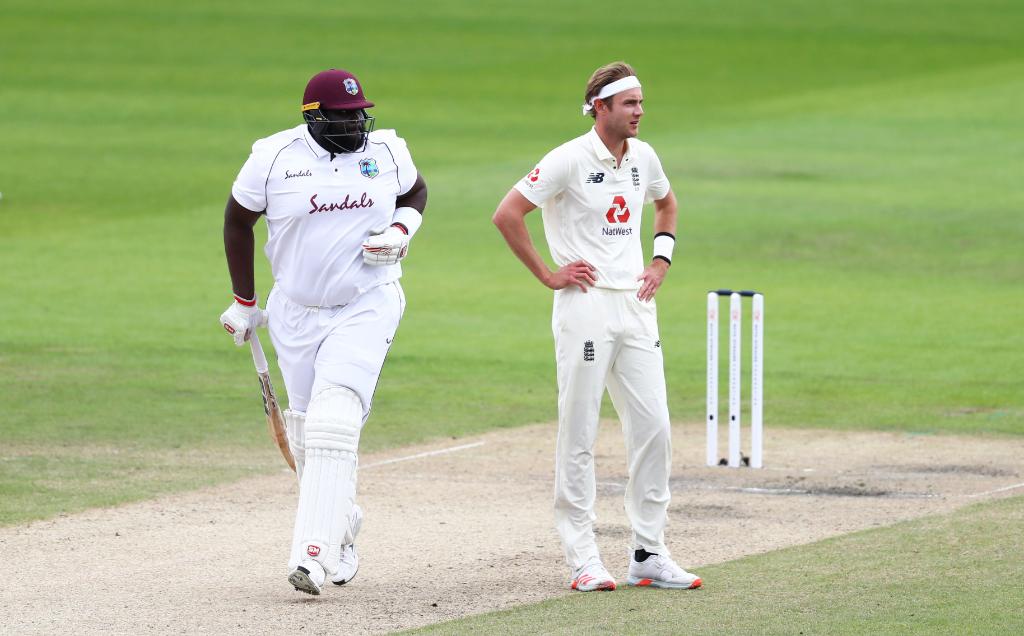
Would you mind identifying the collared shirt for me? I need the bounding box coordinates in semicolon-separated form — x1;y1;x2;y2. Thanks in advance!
514;127;671;290
232;125;418;307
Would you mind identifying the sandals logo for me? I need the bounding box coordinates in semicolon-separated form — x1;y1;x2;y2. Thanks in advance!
308;192;375;214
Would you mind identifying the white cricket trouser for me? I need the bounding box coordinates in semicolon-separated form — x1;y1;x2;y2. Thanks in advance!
267;281;405;417
268;282;404;571
551;287;672;570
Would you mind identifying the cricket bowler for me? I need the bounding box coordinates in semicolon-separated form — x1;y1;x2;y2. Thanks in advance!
492;61;701;592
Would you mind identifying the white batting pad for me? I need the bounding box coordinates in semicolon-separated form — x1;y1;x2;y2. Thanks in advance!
283;409;306;483
289;386;363;573
304;386;362;453
290;448;357;574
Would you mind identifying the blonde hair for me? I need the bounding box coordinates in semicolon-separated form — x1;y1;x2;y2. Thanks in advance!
583;61;637;119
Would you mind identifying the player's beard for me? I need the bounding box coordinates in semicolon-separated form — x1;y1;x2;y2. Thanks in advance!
308;118;371;154
305;108;375;154
321;122;366;153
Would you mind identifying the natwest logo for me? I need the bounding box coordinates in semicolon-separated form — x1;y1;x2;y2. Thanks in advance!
526;168;540;183
605;195;630;223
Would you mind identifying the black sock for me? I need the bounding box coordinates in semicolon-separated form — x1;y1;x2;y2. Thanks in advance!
634;548;656;562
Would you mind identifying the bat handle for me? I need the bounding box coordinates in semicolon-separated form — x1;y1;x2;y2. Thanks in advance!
249;332;270;374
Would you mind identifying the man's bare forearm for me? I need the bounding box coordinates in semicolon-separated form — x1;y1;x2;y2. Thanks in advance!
653;190;678;237
493;197;551;286
224;196;260;299
497;215;553;282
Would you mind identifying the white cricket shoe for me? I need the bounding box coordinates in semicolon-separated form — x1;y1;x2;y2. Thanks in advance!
570;559;617;592
332;544;358;586
331;504;363;586
288;559;326;595
627;552;702;589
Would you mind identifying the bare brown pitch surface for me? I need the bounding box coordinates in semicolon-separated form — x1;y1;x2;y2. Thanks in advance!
2;423;1022;635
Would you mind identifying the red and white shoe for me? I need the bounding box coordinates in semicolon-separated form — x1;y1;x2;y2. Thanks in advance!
627;552;702;590
570;559;617;592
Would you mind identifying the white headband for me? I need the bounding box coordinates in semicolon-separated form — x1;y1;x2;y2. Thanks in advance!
582;76;641;115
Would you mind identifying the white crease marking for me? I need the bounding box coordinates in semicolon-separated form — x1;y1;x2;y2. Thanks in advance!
362;441;486;469
965;481;1024;498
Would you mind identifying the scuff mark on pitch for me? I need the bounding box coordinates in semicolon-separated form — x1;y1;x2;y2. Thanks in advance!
873;464;1016;478
723;484;939;499
596;481;626;495
663;477;938;499
670;503;748;519
594;524;632;538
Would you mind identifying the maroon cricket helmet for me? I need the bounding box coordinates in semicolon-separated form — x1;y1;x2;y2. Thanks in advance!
301;69;374;112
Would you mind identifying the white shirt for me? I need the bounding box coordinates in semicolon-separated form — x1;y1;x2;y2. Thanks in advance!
232;125;418;307
514;127;671;290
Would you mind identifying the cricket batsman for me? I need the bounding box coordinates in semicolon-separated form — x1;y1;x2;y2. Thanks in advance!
220;68;427;595
492;61;701;592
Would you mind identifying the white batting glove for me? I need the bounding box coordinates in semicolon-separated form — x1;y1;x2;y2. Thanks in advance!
219;295;269;346
362;225;410;266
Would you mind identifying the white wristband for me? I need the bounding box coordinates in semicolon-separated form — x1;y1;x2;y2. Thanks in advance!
653;233;675;265
391;207;423;238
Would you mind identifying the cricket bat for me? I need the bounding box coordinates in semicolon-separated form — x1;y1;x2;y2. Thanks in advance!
249;332;296;472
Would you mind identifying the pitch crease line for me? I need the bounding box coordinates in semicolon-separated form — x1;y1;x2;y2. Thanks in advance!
965;481;1024;498
362;441;485;469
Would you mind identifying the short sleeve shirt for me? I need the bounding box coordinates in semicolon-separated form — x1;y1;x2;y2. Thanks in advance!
513;127;671;290
232;125;417;306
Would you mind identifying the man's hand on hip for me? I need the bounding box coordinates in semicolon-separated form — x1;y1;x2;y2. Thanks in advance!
220;296;269;346
544;260;597;293
362;225;410;266
636;260;669;302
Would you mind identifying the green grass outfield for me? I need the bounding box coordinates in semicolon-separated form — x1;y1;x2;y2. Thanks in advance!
1;0;1022;631
406;495;1024;635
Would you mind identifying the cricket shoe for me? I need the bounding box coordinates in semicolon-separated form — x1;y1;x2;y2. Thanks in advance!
627;551;702;589
570;559;617;592
289;558;326;596
331;504;363;586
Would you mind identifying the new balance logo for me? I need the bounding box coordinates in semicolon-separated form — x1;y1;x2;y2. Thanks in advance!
585;172;605;183
583;340;595;362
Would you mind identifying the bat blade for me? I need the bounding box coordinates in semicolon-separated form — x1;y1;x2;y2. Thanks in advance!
250;333;297;472
256;371;296;472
